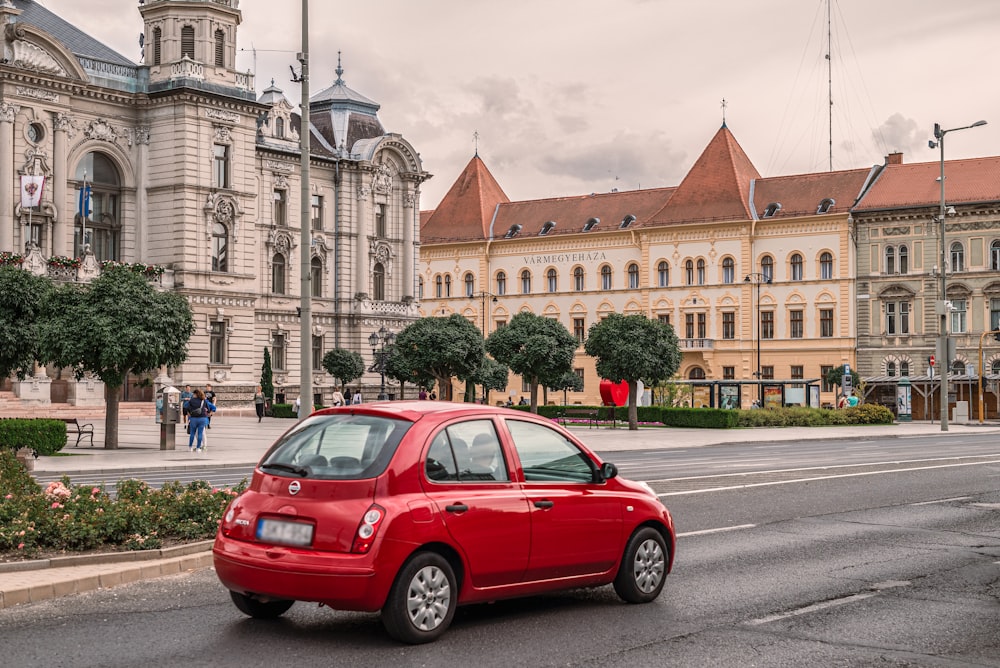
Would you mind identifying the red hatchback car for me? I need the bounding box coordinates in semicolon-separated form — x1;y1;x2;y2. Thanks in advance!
213;402;675;643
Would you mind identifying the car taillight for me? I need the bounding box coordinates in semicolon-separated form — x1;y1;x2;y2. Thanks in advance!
351;504;385;554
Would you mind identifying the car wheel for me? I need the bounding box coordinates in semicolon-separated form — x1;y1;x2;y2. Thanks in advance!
229;590;295;619
613;527;668;603
381;552;457;644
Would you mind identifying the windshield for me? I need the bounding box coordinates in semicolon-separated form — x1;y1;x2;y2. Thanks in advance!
259;413;412;480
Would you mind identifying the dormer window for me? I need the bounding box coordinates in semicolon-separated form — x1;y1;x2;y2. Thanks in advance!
275;117;284;139
619;214;636;229
817;198;835;214
504;224;522;239
762;202;781;218
583;217;600;232
539;221;557;236
181;25;195;59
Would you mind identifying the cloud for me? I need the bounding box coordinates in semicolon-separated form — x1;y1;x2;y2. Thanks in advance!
874;113;923;155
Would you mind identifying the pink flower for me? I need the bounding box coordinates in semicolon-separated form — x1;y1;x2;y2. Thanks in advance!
17;543;24;550
92;487;100;495
4;494;11;499
51;502;63;509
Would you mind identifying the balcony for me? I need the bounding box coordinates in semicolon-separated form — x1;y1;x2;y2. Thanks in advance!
680;338;714;350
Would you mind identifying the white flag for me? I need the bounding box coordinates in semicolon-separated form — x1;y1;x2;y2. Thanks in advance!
20;174;45;208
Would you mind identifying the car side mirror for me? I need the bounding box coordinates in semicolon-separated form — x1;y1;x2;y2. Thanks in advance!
599;462;618;481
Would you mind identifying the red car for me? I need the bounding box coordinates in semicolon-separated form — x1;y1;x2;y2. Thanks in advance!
213;402;675;643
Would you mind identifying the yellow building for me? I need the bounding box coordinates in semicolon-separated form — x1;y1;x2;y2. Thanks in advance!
420;125;876;407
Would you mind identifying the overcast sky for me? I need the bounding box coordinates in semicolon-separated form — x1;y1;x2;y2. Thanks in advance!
37;0;1000;210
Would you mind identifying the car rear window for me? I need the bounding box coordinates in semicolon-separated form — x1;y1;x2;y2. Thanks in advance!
259;414;412;479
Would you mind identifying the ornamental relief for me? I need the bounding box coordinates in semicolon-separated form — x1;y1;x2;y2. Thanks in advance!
3;29;67;77
373;163;392;195
268;229;296;255
403;192;416;209
214;125;232;143
370;240;394;275
83;118;122;143
881;227;911;236
357;184;371;202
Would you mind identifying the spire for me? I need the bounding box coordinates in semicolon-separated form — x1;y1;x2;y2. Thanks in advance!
335;51;344;85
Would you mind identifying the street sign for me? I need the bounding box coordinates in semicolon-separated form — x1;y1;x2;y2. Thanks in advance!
929;355;935;367
842;373;853;396
844;363;851;374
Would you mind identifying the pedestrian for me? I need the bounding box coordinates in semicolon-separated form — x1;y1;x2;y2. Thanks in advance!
204;383;217;428
185;388;216;453
180;384;193;431
418;388;428;400
344;387;353;405
429;391;437;401
351;389;362;404
253;384;266;422
331;388;345;407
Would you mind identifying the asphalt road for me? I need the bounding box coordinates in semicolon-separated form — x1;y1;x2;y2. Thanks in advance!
4;435;999;666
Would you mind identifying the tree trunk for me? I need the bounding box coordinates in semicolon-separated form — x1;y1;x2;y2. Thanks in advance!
529;377;538;413
628;381;638;431
104;383;120;449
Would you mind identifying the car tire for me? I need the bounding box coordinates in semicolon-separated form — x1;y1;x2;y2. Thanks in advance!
613;526;668;604
381;552;457;644
229;590;295;619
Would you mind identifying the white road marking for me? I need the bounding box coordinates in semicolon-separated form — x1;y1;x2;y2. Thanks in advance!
747;592;878;625
677;524;756;537
910;496;972;506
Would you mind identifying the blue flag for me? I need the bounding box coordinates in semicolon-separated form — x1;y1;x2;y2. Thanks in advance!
78;185;91;218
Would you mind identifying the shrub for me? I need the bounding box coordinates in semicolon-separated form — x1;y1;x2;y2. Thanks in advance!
660;408;740;428
0;419;66;456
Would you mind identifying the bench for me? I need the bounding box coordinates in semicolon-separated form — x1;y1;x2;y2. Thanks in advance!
60;418;95;447
560;408;599;429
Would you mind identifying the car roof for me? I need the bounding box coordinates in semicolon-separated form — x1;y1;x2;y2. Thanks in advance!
313;401;537;423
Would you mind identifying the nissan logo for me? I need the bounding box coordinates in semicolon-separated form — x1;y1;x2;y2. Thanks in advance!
288;480;301;495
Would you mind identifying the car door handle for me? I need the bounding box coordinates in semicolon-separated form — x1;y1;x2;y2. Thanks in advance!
533;500;554;509
445;504;468;513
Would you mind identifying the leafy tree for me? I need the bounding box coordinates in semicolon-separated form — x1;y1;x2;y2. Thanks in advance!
385;343;434;399
469;356;510;405
0;266;52;380
393;315;483;399
36;266;194;449
321;347;365;389
823;366;859;394
584;313;680;430
485;312;577;412
547;369;584;406
260;347;274;400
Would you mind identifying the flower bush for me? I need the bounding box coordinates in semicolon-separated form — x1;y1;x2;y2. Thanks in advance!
0;451;246;558
0;251;24;266
47;255;82;269
100;260;166;277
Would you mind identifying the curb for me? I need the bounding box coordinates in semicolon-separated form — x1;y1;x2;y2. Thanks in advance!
0;540;213;574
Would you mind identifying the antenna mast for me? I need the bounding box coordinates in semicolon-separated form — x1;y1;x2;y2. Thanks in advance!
826;0;833;171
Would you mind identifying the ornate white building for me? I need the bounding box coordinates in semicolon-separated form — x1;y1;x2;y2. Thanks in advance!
0;0;428;406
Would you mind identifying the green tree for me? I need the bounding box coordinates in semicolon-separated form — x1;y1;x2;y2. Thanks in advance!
584;313;680;429
469;356;510;405
321;348;365;389
260;347;274;400
823;366;861;403
37;266;194;449
393;315;483;399
385;343;433;400
547;369;584;406
0;266;52;380
485;312;577;412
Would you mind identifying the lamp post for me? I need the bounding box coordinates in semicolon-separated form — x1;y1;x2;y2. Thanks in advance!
928;119;987;431
367;326;395;401
470;291;497;403
744;272;771;407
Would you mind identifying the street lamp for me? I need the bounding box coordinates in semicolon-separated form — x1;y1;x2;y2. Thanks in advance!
470;291;497;403
367;326;395;401
928;119;987;431
744;272;771;406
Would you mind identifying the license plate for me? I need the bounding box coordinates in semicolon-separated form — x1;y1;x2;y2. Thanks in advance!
256;518;314;547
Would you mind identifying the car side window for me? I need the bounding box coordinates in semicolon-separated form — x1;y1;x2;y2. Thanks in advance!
505;420;596;483
424;419;509;483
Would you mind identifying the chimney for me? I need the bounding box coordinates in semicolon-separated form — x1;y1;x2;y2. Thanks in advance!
886;152;903;165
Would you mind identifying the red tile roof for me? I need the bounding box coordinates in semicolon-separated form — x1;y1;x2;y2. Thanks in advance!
751;168;877;219
854;156;1000;211
420;155;510;242
649;124;760;225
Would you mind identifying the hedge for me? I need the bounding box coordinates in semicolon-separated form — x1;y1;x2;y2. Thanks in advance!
0;419;67;456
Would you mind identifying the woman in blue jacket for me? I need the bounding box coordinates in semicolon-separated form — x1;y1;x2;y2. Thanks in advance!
184;388;216;453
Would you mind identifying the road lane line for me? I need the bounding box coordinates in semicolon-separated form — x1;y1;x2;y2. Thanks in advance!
747;592;878;625
677;524;756;537
910;496;972;506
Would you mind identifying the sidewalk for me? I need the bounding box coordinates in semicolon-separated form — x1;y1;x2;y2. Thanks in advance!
4;412;999;611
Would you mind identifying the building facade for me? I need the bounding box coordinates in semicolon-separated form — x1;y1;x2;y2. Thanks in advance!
0;0;428;405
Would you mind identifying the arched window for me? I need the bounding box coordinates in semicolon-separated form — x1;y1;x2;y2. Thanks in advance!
601;265;612;290
950;242;964;272
152;27;161;66
658;261;670;287
885;246;896;274
898;245;908;274
496;271;506;295
418;276;424;300
761;256;774;283
74;152;121;261
685;260;694;285
311;257;323;297
901;361;910;376
435;275;442;298
547;268;558;293
444;274;451;297
275;117;284;139
790;253;803;281
211;223;228;272
520;269;531;294
722;257;734;284
688;367;706;380
887;361;897;377
992;240;1000;271
464;272;475;297
214;28;225;67
373;262;385;301
951;359;965;375
627;263;639;289
272;253;286;294
820;252;833;279
696;259;705;285
574;266;584;291
181;25;195;59
993;359;1000;375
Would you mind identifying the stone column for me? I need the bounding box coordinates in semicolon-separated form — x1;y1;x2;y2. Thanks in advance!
403;188;416;299
52;112;70;256
356;181;370;296
135;126;150;259
0;102;19;252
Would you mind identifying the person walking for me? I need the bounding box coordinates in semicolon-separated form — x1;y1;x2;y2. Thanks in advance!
331;388;346;407
185;389;216;453
204;383;217;428
351;389;362;404
418;388;427;400
180;385;193;432
253;385;266;422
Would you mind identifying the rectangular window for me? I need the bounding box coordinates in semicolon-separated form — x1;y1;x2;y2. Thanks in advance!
376;203;386;237
761;365;774;380
272;334;286;370
790;365;803;388
685;313;694;339
573;317;585;345
820;308;834;338
697;313;706;339
573;368;585;391
522;377;530;393
821;365;834;392
274;190;286;226
723;366;735;380
213;144;229;188
950;298;967;334
886;302;896;334
658;313;671;326
311;195;323;230
900;302;910;335
761;311;774;339
495;319;507;329
991;298;1000;331
312;335;323;371
722;311;735;339
790;310;803;338
209;320;226;364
